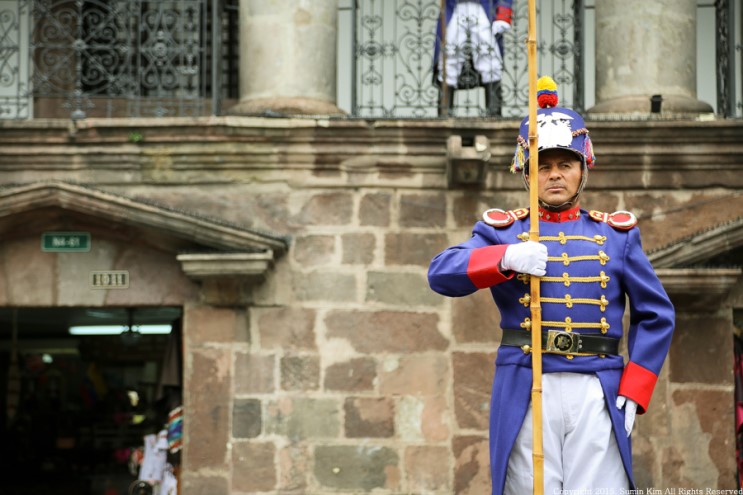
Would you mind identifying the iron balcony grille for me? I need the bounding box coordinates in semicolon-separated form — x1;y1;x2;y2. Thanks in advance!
351;0;583;119
0;0;238;119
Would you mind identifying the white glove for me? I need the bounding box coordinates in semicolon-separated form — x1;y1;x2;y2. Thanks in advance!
492;20;511;35
616;395;638;437
501;241;547;276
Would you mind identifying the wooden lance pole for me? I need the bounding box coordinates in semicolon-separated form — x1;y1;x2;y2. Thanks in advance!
526;0;544;493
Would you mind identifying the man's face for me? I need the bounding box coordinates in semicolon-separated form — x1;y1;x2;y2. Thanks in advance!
533;149;583;210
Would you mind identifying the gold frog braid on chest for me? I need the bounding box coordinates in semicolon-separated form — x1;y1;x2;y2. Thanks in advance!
518;231;607;245
549;251;610;266
541;271;610;288
520;293;609;312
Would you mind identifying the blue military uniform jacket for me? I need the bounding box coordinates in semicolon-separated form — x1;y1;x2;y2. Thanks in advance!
428;206;674;494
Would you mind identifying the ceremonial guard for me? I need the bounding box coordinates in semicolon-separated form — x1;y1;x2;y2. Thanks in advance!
428;77;675;494
433;0;513;116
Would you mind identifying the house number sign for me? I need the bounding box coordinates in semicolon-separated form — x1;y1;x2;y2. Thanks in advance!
90;271;129;289
41;232;91;252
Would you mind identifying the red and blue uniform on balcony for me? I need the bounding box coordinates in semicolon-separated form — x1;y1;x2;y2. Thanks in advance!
432;0;514;86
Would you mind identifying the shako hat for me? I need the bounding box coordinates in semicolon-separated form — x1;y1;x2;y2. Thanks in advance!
511;76;595;173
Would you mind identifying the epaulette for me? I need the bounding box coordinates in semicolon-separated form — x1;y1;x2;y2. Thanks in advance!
483;208;529;228
588;210;638;230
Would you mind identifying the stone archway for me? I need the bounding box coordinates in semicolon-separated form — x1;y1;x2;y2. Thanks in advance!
0;181;288;494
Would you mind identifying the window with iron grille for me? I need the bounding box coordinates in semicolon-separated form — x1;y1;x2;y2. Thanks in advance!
0;0;239;119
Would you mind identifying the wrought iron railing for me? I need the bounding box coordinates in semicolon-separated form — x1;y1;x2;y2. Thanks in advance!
716;0;738;118
0;0;238;119
351;0;583;118
0;0;739;120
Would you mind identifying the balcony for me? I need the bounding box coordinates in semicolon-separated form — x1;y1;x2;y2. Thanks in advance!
0;0;739;120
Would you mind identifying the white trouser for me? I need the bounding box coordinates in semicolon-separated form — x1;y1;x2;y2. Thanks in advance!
438;2;502;86
504;372;629;494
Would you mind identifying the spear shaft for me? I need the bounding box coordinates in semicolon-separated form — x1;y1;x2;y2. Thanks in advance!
526;0;544;493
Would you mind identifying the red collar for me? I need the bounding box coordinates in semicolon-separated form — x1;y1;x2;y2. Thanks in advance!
538;206;582;223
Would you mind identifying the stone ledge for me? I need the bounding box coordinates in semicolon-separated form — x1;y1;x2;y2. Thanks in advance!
656;268;742;307
227;96;346;117
588;94;714;115
177;252;274;279
649;217;743;267
0;118;741;190
656;268;742;293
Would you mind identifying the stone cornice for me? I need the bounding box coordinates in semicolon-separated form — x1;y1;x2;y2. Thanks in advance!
649;217;743;267
0;118;740;190
0;180;288;256
656;268;742;302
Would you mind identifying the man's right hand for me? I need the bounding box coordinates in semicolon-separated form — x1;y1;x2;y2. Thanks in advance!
501;241;548;276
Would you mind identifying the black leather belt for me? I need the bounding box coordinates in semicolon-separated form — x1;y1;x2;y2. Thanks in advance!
501;328;619;356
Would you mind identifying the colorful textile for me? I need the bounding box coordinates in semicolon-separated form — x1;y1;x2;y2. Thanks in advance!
167;406;183;454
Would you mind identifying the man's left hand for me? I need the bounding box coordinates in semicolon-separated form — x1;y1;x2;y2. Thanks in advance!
615;395;638;437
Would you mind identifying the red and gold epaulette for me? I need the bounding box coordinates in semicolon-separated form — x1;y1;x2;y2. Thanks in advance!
588;210;638;230
483;208;529;228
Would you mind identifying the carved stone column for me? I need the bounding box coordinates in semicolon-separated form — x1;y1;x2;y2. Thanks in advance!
229;0;343;116
589;0;713;114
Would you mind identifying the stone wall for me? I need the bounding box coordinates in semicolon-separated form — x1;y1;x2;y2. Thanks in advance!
0;117;741;493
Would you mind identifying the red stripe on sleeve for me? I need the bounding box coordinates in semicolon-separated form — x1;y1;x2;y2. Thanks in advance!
618;361;658;414
467;244;513;289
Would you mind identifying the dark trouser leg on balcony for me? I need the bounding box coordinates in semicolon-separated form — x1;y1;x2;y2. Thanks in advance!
484;81;502;117
438;86;455;117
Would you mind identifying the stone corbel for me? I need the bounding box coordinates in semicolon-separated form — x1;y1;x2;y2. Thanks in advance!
446;135;490;187
177;252;275;304
177;252;274;279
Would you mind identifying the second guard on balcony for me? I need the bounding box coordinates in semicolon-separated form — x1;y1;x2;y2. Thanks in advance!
428;77;675;494
433;0;513;116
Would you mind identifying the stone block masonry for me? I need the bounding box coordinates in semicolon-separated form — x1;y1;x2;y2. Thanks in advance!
0;117;740;493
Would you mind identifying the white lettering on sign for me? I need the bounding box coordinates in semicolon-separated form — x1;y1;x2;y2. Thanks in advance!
41;232;91;252
90;271;129;289
52;236;79;247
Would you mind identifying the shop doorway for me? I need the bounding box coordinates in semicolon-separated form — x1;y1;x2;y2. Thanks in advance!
0;306;183;495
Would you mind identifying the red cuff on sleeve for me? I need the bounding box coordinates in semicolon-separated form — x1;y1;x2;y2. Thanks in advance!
618;361;658;415
495;7;513;23
467;244;513;289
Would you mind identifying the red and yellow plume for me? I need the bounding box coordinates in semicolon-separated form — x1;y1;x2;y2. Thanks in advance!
536;76;558;108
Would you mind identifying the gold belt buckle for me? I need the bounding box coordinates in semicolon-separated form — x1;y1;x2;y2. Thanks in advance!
546;330;581;355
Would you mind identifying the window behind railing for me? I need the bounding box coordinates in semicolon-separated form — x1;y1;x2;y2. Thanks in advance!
0;0;235;119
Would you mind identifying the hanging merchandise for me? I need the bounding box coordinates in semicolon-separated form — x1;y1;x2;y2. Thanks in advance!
166;406;182;454
159;464;178;495
138;430;169;483
128;480;153;495
129;446;144;477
